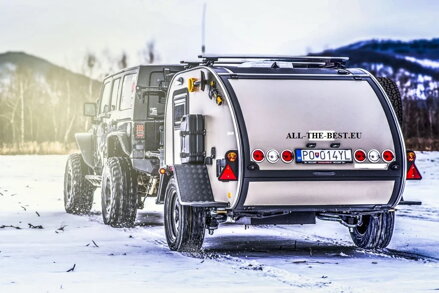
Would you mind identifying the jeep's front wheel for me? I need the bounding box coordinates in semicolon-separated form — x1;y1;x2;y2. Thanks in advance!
164;177;206;252
64;153;95;214
350;211;395;249
101;157;138;227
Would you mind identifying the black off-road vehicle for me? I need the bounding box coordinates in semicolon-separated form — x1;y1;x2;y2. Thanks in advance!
64;64;184;227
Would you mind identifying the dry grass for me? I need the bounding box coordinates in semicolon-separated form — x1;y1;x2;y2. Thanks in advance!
0;141;78;155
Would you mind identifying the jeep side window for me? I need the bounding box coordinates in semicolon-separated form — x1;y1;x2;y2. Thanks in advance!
100;81;112;113
119;73;136;110
110;78;121;111
173;93;187;127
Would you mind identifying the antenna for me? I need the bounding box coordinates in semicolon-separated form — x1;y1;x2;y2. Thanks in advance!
201;3;206;54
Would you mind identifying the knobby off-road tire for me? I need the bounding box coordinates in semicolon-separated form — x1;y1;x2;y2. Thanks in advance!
350;211;395;249
101;157;138;227
376;77;403;126
64;153;95;214
164;177;206;252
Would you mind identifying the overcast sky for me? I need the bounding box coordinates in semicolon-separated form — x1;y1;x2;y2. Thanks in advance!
1;0;438;75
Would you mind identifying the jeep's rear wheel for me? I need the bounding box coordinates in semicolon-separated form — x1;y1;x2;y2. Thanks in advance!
164;177;206;252
350;211;395;249
376;77;403;126
64;153;95;214
101;157;138;227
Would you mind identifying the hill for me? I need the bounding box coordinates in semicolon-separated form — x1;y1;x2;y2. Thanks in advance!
0;52;101;149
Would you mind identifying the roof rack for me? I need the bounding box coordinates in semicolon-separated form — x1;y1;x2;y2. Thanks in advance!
197;54;349;68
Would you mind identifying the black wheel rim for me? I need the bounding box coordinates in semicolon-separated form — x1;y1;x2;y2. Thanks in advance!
168;189;180;243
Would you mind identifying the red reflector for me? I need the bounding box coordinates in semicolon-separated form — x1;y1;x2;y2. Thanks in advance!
382;150;395;162
252;149;264;162
219;164;237;180
281;150;293;163
407;163;422;180
354;149;366;162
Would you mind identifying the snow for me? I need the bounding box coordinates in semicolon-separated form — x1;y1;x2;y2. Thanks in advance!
0;153;438;292
404;56;439;69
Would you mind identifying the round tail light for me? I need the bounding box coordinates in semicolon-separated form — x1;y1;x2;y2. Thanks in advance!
354;149;366;162
281;150;294;163
252;149;265;162
382;150;395;162
266;149;280;163
368;149;381;163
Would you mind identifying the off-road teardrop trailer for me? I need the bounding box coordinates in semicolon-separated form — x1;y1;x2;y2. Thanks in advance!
64;55;422;253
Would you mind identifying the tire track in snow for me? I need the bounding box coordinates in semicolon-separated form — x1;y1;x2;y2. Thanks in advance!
259;225;439;263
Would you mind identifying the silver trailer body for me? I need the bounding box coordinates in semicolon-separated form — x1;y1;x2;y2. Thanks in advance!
164;59;406;213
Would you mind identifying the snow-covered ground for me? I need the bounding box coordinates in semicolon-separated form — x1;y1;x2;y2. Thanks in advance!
0;153;438;292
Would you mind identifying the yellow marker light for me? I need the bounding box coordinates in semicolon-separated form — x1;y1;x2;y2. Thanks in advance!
227;151;237;162
227;192;232;199
216;95;223;105
188;78;198;92
159;168;167;175
407;151;416;162
210;80;216;87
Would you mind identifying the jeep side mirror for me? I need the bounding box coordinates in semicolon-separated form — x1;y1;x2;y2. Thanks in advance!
84;103;97;117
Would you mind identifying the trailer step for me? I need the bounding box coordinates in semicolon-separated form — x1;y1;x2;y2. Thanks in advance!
85;175;102;187
399;200;422;206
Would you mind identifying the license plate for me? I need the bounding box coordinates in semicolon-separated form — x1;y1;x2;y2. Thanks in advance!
295;149;352;164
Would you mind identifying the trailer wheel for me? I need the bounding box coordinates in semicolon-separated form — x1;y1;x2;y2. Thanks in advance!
350;211;395;249
64;153;95;214
376;77;403;126
164;177;206;252
101;157;138;227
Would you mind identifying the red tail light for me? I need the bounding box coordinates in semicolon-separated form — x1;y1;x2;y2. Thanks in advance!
354;149;366;162
252;149;264;162
406;151;422;180
382;150;395;162
281;150;294;163
218;150;239;181
135;123;145;139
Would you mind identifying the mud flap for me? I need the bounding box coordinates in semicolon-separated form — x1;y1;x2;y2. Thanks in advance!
174;164;227;207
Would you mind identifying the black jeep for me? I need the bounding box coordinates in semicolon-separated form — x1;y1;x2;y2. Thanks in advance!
64;65;184;227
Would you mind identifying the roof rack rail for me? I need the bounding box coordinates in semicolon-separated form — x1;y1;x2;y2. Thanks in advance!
197;54;349;68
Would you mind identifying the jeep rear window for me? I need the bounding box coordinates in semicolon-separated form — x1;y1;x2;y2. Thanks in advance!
119;73;137;110
100;81;112;113
148;94;165;117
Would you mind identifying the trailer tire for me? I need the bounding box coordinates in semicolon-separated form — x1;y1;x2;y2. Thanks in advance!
64;153;95;214
350;211;395;249
164;177;206;252
101;157;138;227
376;77;403;126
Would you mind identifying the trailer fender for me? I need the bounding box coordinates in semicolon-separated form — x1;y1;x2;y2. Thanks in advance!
106;132;131;157
75;133;95;168
172;164;227;207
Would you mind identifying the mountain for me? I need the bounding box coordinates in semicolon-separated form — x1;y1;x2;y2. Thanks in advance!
313;38;439;149
0;52;101;145
314;38;439;79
